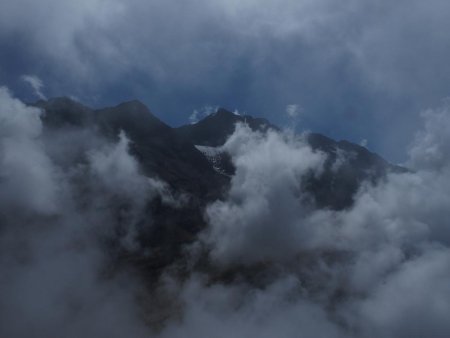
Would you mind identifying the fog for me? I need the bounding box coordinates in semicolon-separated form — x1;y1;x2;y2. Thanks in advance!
1;88;450;337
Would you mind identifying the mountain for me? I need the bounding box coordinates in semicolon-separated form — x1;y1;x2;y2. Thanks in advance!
37;99;405;212
176;108;405;210
35;98;229;267
305;133;406;209
36;97;94;127
37;98;227;201
94;100;228;200
33;99;405;267
176;108;278;146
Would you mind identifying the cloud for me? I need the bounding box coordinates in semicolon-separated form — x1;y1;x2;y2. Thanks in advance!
21;74;47;100
189;110;200;124
285;104;302;118
0;86;56;213
0;88;177;337
2;85;450;337
407;100;450;171
156;274;346;338
185;100;450;337
3;0;450;162
203;123;326;264
189;106;217;124
354;247;450;338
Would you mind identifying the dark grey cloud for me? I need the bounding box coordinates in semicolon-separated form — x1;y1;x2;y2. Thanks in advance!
2;0;450;160
156;275;346;338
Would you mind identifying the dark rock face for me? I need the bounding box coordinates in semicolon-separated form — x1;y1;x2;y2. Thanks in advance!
304;133;406;209
36;97;94;127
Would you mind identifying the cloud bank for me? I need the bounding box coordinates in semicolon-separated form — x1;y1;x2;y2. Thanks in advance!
0;88;173;337
1;89;450;337
175;100;450;338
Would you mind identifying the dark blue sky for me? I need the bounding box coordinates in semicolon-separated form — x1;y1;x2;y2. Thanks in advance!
2;0;450;162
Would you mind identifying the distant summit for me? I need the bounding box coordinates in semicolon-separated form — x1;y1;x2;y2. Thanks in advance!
36;97;93;127
176;107;278;146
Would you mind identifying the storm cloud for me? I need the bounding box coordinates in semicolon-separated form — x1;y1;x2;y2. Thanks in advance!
2;0;450;160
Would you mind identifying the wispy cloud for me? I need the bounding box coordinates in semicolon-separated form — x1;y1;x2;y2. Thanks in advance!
286;104;302;118
189;106;217;124
21;74;47;100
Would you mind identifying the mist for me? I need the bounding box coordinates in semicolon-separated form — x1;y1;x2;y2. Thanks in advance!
0;88;166;337
1;87;450;337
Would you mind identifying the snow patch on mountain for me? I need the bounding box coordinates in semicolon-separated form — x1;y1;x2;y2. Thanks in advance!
195;145;230;176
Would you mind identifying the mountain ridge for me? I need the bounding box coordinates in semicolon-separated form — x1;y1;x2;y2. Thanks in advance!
34;97;405;212
29;97;408;270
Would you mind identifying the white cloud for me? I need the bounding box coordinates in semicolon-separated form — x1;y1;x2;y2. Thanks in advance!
203;123;326;264
0;86;56;213
0;88;176;337
408;101;450;171
3;84;450;337
187;100;450;337
21;74;47;100
189;110;200;124
286;104;302;118
189;106;217;124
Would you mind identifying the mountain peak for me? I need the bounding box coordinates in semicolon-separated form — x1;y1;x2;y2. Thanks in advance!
95;100;170;139
36;96;86;110
214;107;236;116
115;99;149;112
35;96;92;127
176;108;277;146
205;107;240;122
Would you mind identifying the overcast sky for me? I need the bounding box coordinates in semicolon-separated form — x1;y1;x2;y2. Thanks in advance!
2;0;450;161
2;4;450;334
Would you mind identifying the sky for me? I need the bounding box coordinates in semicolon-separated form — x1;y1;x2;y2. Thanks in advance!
2;0;450;161
3;2;450;336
